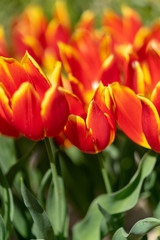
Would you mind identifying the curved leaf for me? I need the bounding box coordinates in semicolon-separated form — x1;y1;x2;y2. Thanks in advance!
21;180;55;240
38;169;52;206
73;153;157;240
112;217;160;240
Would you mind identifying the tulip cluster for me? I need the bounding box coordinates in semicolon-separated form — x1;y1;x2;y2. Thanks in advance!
1;2;160;154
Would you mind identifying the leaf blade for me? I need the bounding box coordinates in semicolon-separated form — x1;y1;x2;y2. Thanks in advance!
73;153;157;240
21;179;55;240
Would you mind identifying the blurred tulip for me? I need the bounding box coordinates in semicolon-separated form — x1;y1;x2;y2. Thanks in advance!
11;1;71;71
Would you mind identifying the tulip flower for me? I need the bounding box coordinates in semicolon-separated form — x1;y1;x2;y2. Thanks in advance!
11;1;71;70
64;82;116;154
138;82;160;152
110;82;150;148
102;6;142;46
0;52;69;140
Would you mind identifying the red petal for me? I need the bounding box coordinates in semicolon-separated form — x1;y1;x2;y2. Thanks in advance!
21;52;51;100
122;6;142;44
45;20;70;60
59;43;94;91
64;115;96;153
126;60;145;94
63;89;86;118
76;10;95;30
0;57;28;96
139;96;160;152
151;82;160;116
12;82;44;140
0;86;19;137
111;83;149;148
146;40;160;90
87;100;113;151
99;55;121;86
41;86;69;137
93;82;116;135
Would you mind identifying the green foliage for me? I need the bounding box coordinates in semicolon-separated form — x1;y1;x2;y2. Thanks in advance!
0;215;7;240
112;217;160;240
73;153;157;240
21;179;55;240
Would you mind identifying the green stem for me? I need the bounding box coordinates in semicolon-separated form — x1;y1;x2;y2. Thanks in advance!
44;138;60;235
98;153;112;194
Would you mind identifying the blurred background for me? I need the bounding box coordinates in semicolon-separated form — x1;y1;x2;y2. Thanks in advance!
1;0;160;36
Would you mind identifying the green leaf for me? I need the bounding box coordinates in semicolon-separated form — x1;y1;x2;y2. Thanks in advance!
73;153;157;240
13;196;32;239
38;169;52;206
0;215;6;240
0;136;17;173
6;141;37;186
112;217;160;240
45;138;68;238
98;204;123;238
0;167;14;239
47;151;68;238
21;179;55;240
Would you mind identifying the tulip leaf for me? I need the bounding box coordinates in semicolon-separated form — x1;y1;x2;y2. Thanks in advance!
38;168;52;206
13;196;33;239
112;217;160;240
6;141;37;185
46;149;68;239
0;215;6;240
21;179;55;240
73;152;157;240
0;136;17;174
0;167;14;239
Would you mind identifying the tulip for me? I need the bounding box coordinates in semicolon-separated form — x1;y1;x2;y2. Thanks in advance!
11;1;71;70
0;52;69;140
64;82;116;154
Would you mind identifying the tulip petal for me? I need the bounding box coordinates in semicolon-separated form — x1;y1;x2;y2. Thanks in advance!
87;100;112;151
151;81;160;116
99;55;121;86
21;52;51;100
77;10;95;30
0;86;19;137
146;40;160;90
45;20;70;60
41;86;69;137
139;96;160;152
93;83;116;140
64;115;96;153
53;0;71;31
0;57;28;96
59;42;92;90
126;60;145;94
62;89;86;118
12;82;44;140
111;83;149;148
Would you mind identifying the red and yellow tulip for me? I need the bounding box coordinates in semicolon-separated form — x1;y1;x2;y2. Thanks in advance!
11;1;71;70
0;52;69;140
64;82;116;153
